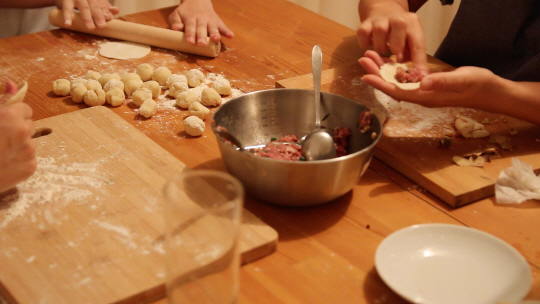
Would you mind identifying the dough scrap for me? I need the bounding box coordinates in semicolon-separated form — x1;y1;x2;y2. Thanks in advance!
124;79;143;97
176;90;199;108
132;88;153;107
139;99;158;118
380;62;420;90
141;80;161;98
200;88;222;107
188;102;210;120
106;87;125;107
166;74;188;89
136;63;154;82
152;67;172;86
184;115;205;136
168;81;189;98
455;115;490;138
83;88;106;107
103;79;124;92
212;78;232;95
98;74;120;87
99;41;151;60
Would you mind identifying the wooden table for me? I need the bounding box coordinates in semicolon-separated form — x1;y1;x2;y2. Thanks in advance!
0;0;539;303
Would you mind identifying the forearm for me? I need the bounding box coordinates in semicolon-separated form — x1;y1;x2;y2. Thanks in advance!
0;0;55;8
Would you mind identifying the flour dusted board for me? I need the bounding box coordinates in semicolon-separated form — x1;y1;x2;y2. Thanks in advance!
0;107;277;304
277;62;540;207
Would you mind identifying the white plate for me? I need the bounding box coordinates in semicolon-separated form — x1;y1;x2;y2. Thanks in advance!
375;224;532;304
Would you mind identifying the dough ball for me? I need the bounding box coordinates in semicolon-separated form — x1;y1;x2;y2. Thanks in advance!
212;78;232;96
166;74;187;89
71;78;87;86
103;79;124;92
184;116;205;137
83;70;101;81
84;88;106;107
168;81;189;98
52;79;71;96
136;63;154;81
105;87;125;107
124;79;143;97
188;102;210;120
141;80;161;98
121;73;142;84
85;79;102;91
152;67;172;86
200;88;222;107
176;90;199;109
70;83;87;104
186;69;205;87
131;88;153;107
98;73;120;87
139;98;158;118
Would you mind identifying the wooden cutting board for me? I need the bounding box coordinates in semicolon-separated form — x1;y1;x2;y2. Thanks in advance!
277;62;540;207
0;107;278;304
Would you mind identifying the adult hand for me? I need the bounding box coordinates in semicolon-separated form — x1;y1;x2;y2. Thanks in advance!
56;0;119;30
357;1;428;74
0;80;37;193
168;0;234;46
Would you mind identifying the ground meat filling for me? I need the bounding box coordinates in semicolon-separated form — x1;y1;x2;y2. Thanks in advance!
395;67;423;83
250;135;303;161
333;127;351;157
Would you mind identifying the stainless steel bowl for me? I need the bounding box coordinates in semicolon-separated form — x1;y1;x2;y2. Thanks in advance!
212;88;382;206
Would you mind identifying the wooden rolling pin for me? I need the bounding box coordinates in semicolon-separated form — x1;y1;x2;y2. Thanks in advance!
48;9;220;57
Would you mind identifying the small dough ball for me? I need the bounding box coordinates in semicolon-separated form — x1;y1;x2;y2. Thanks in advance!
184;116;205;137
200;88;222;107
83;70;101;81
105;87;125;107
166;74;187;89
176;90;199;109
186;69;204;87
52;79;71;96
131;88;153;107
124;79;143;97
121;73;142;84
152;67;172;86
141;80;161;98
188;102;210;120
85;79;102;91
139;98;158;118
70;83;87;103
168;81;189;98
103;79;124;92
212;78;232;96
84;88;106;107
136;63;154;81
98;73;120;87
71;78;87;86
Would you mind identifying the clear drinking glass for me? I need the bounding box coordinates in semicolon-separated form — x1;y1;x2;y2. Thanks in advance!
163;170;244;304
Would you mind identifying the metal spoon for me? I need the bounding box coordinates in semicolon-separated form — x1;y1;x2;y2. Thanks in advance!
302;45;336;161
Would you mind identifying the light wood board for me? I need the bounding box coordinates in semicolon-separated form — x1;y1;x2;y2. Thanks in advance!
0;107;277;304
277;62;540;207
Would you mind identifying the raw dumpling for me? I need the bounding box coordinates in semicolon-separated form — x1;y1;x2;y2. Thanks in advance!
380;62;421;90
52;79;71;96
184;115;205;136
105;87;125;107
186;69;204;87
85;79;102;91
84;88;106;107
83;70;101;81
70;83;87;103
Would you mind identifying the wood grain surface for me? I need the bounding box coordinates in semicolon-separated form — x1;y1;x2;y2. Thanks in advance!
0;0;538;303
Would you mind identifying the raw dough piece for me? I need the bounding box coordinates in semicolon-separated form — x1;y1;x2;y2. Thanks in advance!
136;63;154;81
188;102;210;120
200;88;222;107
186;69;204;87
124;79;143;97
131;88;153;107
166;74;187;89
141;80;160;98
70;83;87;103
455;115;490;138
106;87;125;107
85;79;102;91
83;70;101;81
176;90;199;108
121;73;141;84
84;88;106;107
52;79;71;96
184;115;205;136
71;78;87;86
103;79;124;92
4;80;28;106
152;67;172;86
212;78;232;95
98;74;120;87
99;41;151;60
139;99;158;118
380;62;421;90
168;81;189;98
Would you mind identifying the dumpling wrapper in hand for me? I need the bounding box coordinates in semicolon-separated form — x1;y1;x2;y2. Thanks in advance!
4;81;28;106
379;62;421;90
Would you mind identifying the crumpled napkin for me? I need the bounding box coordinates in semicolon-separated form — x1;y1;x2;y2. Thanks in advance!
495;158;540;204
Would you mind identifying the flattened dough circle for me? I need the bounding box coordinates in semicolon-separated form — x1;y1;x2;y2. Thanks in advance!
380;62;421;90
99;41;151;60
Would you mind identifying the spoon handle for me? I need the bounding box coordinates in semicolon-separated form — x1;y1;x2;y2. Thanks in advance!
312;45;322;130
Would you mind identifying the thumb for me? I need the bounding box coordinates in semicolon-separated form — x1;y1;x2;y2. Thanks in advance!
0;80;18;105
420;72;466;92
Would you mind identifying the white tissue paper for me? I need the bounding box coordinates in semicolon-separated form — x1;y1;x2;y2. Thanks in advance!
495;158;540;204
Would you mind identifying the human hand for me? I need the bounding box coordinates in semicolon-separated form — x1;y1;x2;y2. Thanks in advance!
56;0;120;30
357;2;428;74
168;0;234;46
0;81;37;193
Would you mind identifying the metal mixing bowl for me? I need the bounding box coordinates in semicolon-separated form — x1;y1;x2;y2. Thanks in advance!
212;88;382;206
